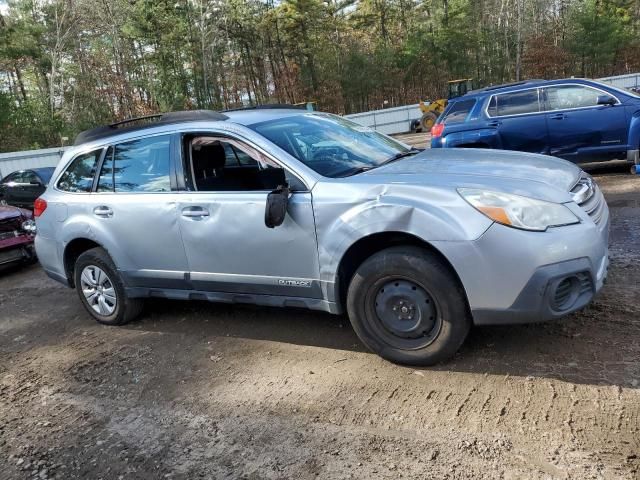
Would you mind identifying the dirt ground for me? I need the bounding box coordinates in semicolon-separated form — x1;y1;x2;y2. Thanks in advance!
1;141;639;479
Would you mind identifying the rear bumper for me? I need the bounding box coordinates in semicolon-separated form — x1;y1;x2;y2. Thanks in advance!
35;234;69;286
43;268;70;286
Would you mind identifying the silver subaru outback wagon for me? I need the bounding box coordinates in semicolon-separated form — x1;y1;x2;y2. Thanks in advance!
34;108;609;365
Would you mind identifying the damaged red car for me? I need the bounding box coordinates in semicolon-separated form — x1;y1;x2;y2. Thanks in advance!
0;205;36;269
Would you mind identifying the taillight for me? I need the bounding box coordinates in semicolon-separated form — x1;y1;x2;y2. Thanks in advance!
33;198;47;217
431;123;445;138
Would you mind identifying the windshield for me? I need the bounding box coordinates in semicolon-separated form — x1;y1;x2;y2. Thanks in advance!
249;113;411;177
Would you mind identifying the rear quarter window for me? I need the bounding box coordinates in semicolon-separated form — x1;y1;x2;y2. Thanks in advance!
441;99;476;124
56;149;102;192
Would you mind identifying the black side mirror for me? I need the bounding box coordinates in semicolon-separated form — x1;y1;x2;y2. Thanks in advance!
597;95;616;106
265;184;290;228
30;180;43;186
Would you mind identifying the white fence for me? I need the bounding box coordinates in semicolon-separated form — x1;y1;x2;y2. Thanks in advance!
599;73;640;90
345;103;421;135
346;72;640;135
0;147;66;179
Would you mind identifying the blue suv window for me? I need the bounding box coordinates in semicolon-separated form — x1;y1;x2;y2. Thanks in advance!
545;85;604;110
487;89;541;117
441;99;476;124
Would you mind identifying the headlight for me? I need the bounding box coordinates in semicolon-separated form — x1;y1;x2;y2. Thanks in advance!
21;220;37;234
458;188;580;231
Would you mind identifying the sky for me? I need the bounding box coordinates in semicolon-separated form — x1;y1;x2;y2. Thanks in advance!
0;1;8;15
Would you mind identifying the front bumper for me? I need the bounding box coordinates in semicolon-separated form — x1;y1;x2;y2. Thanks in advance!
433;204;609;326
471;256;607;325
0;234;35;266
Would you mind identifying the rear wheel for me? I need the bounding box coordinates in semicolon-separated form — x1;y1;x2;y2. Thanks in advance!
346;246;471;365
74;247;143;325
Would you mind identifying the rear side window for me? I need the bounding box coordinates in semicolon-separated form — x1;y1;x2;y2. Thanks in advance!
3;172;23;184
56;149;102;192
441;99;476;124
488;89;540;117
22;171;39;184
97;135;171;193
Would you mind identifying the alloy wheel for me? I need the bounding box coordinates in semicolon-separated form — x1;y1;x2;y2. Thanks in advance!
80;265;117;316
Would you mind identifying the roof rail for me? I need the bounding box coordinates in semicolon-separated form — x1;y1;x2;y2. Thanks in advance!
222;103;306;113
478;79;544;92
73;110;229;146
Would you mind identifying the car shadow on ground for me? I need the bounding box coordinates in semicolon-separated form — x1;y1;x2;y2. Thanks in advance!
580;159;634;175
130;295;637;389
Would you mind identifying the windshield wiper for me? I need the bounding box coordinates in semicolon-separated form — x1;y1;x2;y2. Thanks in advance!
335;166;376;177
378;148;421;167
334;148;422;177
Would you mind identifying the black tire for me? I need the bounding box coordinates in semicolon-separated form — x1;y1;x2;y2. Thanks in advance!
346;246;471;365
420;112;438;132
74;247;143;326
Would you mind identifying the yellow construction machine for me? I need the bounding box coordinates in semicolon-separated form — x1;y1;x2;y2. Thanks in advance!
414;78;473;132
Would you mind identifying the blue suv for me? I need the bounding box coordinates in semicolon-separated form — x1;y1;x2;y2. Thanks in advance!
430;78;640;169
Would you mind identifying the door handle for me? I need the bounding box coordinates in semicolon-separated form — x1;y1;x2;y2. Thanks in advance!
487;120;502;127
93;206;113;218
182;207;210;218
550;113;567;120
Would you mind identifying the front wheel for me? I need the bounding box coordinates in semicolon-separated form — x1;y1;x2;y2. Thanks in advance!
346;246;471;365
74;247;143;325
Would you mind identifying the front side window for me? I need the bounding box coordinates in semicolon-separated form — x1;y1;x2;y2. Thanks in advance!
57;149;102;192
441;99;476;124
187;136;293;192
97;135;171;193
545;85;605;110
488;89;541;117
250;113;411;178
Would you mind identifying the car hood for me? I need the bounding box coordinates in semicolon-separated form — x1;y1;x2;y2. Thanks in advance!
359;148;582;201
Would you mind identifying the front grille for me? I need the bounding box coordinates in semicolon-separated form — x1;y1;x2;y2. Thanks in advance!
0;230;19;241
571;175;605;225
0;248;24;265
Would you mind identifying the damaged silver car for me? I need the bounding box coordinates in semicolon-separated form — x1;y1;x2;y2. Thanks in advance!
34;108;609;365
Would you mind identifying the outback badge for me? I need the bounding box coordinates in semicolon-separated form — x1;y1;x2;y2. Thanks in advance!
278;279;312;288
